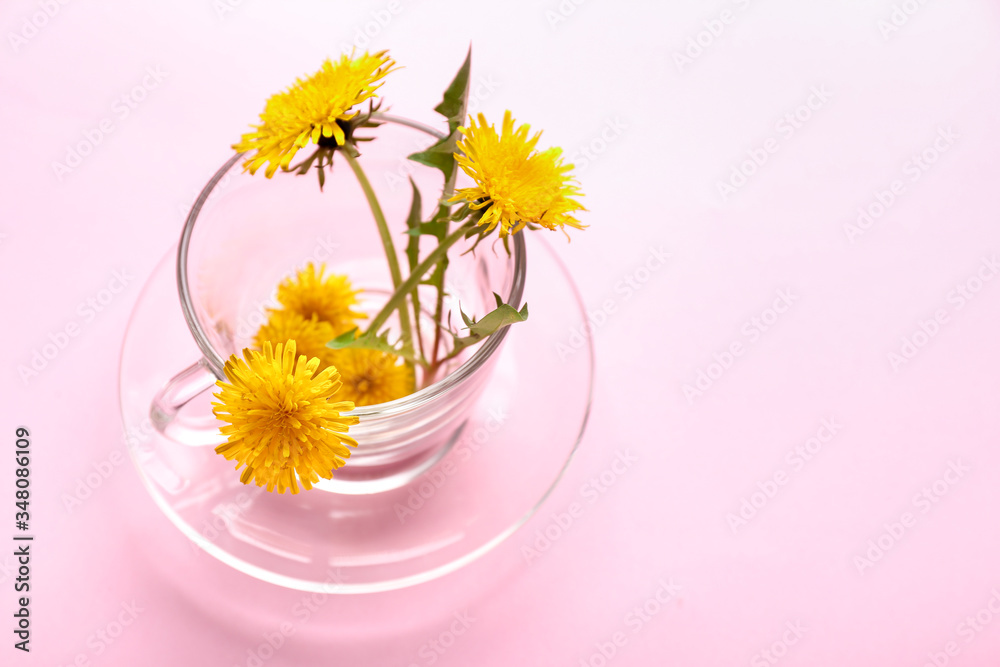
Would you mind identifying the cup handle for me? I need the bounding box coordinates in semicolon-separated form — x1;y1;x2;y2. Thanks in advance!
150;359;225;446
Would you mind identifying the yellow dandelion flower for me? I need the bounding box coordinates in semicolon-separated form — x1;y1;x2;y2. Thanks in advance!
450;110;586;238
234;50;396;177
212;341;359;494
276;262;366;335
254;309;338;368
335;348;415;407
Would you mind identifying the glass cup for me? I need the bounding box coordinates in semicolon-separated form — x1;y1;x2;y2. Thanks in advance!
150;115;526;494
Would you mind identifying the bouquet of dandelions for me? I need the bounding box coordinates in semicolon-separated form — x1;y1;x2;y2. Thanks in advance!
211;49;586;494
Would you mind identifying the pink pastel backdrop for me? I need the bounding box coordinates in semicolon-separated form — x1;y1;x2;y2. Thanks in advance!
3;0;1000;665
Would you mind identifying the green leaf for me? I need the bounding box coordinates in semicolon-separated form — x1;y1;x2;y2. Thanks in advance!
407;47;472;181
404;220;448;238
405;178;422;272
404;179;424;360
446;295;529;359
426;255;449;300
327;328;418;363
435;46;472;133
466;297;529;338
407;135;460;181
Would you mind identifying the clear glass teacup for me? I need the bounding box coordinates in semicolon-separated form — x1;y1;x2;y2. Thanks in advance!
151;115;526;494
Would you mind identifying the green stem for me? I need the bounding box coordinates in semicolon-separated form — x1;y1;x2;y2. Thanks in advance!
365;223;474;337
343;150;414;352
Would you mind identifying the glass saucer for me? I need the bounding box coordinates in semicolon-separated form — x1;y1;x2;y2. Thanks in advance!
118;234;593;593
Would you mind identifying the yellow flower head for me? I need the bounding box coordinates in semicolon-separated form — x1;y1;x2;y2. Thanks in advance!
253;309;414;406
212;341;359;494
254;309;337;368
335;348;415;407
450;110;586;238
276;262;366;335
234;50;396;177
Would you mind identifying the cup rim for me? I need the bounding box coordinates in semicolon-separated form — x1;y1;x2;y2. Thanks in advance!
176;113;527;419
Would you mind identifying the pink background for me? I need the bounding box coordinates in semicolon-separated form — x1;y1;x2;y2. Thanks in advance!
4;0;1000;664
